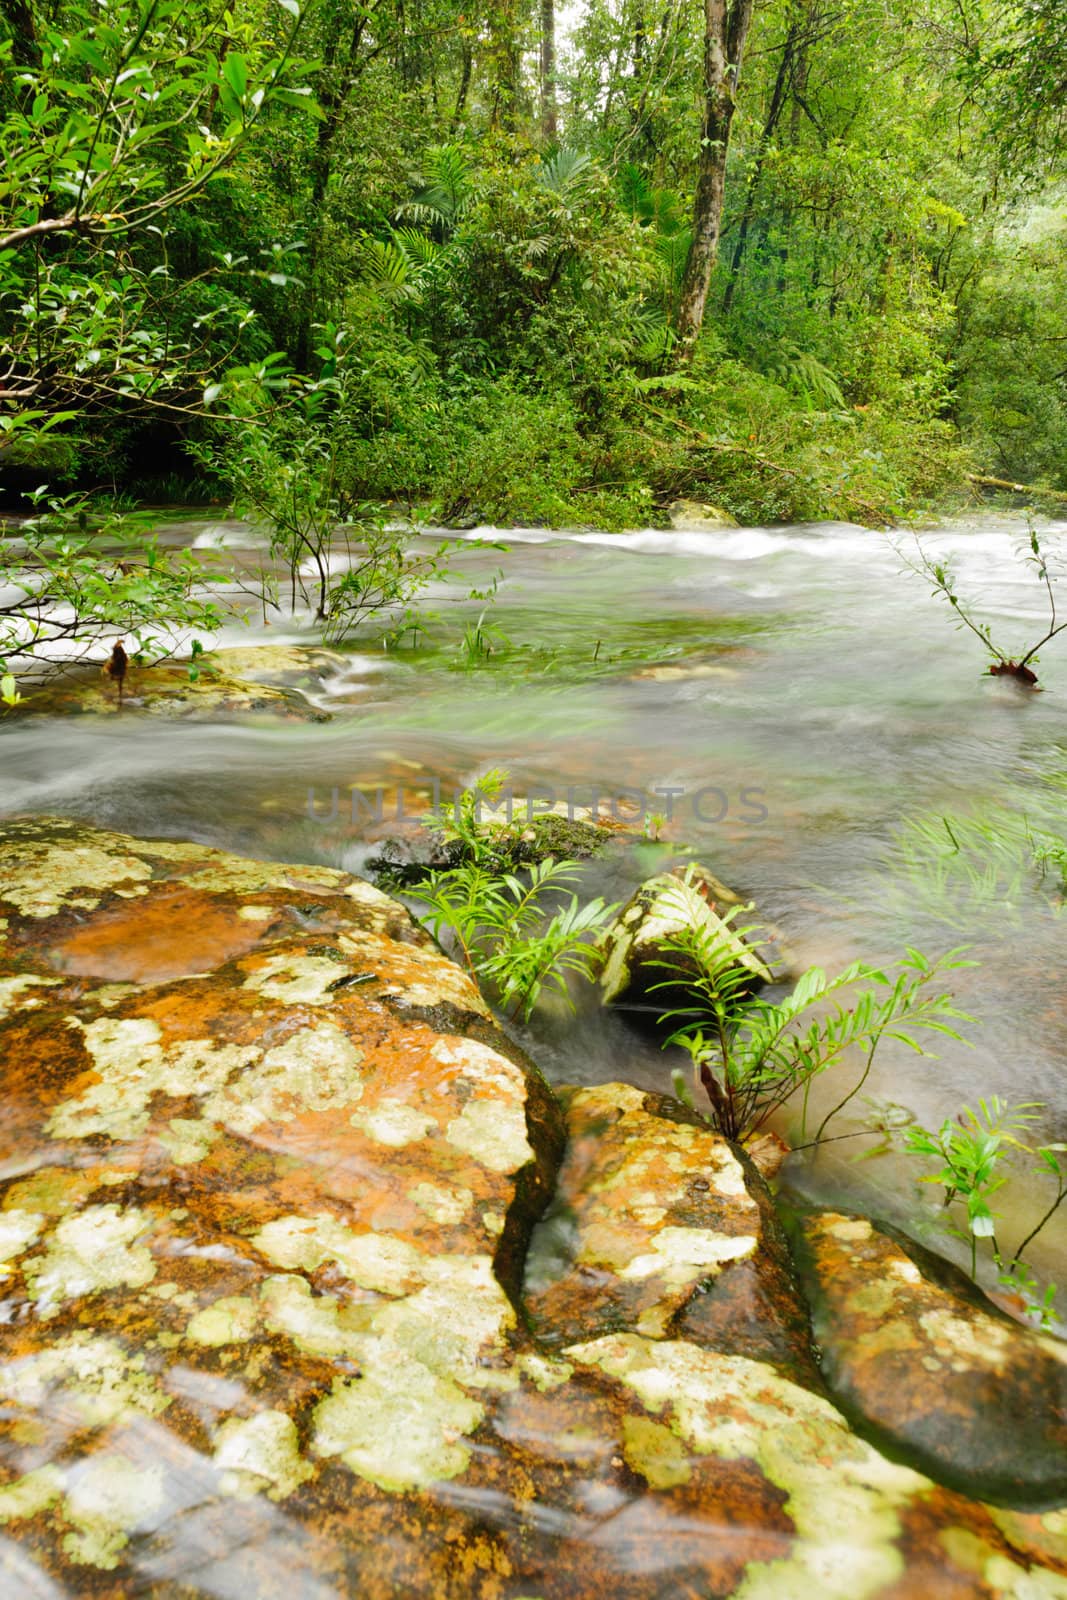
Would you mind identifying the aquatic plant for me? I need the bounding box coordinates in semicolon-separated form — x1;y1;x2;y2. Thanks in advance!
886;803;1067;931
648;880;972;1144
904;1098;1067;1315
417;856;616;1022
413;770;618;1020
905;523;1067;687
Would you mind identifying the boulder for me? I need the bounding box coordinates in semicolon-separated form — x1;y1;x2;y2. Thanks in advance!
2;821;1067;1595
525;1083;820;1384
366;799;624;889
5;646;341;721
598;862;772;1009
791;1209;1067;1505
668;499;740;531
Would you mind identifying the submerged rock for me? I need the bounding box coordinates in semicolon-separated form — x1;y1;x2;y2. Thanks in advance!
1;820;1067;1594
598;861;772;1009
792;1209;1067;1505
5;646;339;721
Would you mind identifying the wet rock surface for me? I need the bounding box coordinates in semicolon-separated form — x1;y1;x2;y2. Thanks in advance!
597;861;772;1008
792;1209;1067;1505
524;1084;819;1385
1;820;1067;1596
8;646;340;721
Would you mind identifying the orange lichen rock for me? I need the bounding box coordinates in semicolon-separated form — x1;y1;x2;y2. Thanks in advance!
0;820;1066;1597
793;1210;1067;1504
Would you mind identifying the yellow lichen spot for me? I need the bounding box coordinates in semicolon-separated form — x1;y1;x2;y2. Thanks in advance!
619;1226;757;1285
371;1255;514;1387
918;1308;1012;1369
0;1465;64;1524
0;1334;170;1427
208;1022;363;1135
312;1354;484;1492
157;1117;220;1165
0;1209;44;1279
186;1295;259;1347
253;1213;423;1294
410;1182;473;1225
824;1217;874;1244
214;1410;314;1501
517;1353;572;1392
351;1099;438;1146
25;1204;155;1315
242;952;346;1005
50;1016;165;1141
622;1415;693;1488
0;974;61;1020
0;839;154;919
481;1210;505;1238
259;1274;364;1359
61;1456;164;1570
445;1098;533;1174
237;905;274;921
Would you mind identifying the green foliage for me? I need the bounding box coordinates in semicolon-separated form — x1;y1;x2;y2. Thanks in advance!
412;770;617;1020
905;1098;1067;1308
648;875;972;1143
0;490;221;687
905;523;1067;684
192;327;453;638
887;803;1067;931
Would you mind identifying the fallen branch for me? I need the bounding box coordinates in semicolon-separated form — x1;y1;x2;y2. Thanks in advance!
967;473;1067;505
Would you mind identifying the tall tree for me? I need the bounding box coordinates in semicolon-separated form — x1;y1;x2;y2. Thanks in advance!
675;0;756;349
540;0;557;141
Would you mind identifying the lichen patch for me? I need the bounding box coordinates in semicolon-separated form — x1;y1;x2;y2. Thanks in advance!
208;1023;363;1135
445;1099;533;1174
0;838;154;919
214;1410;314;1501
0;1209;44;1279
567;1334;927;1600
25;1204;156;1315
0;974;61;1019
0;1334;170;1427
61;1455;164;1570
312;1352;485;1492
351;1099;438;1146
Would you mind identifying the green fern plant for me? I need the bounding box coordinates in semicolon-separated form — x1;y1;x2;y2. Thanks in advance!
418;856;617;1021
648;878;972;1144
399;143;475;232
413;769;618;1020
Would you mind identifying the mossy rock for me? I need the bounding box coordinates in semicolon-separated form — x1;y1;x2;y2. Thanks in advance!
4;648;335;722
2;822;1067;1592
598;862;772;1009
789;1208;1067;1507
366;800;620;890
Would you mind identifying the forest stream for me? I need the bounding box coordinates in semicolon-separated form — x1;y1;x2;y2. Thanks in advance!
3;509;1066;1307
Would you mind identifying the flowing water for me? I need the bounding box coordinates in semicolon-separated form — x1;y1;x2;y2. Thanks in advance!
4;510;1067;1299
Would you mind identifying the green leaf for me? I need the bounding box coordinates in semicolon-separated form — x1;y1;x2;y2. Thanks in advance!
222;54;248;101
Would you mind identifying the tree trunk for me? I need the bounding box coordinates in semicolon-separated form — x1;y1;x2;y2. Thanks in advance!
540;0;557;141
721;12;799;314
489;0;522;130
675;0;755;352
451;42;473;131
2;0;38;68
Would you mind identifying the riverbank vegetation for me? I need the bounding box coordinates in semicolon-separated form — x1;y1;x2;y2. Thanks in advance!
2;0;1066;544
